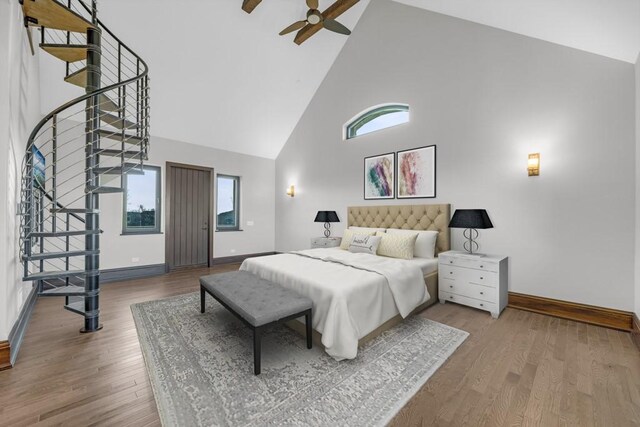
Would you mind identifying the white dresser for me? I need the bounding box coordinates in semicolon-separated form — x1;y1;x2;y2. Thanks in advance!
438;250;508;318
310;237;342;249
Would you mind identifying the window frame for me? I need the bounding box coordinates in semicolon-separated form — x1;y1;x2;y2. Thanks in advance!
344;103;410;140
122;165;162;235
216;174;241;232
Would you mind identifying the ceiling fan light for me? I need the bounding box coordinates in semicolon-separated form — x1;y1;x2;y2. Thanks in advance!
307;11;322;25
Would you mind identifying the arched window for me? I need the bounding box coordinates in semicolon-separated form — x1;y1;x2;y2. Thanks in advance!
344;104;410;140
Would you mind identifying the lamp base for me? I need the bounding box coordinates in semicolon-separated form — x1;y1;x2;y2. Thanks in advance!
463;228;479;254
456;252;486;259
324;222;331;238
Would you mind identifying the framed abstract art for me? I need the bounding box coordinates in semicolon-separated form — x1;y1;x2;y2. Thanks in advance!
396;145;436;199
364;152;395;200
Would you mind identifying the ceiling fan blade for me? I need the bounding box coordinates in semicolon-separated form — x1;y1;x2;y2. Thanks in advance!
323;18;351;36
279;20;308;35
306;0;319;10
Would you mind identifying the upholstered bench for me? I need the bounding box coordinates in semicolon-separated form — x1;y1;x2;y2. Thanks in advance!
199;271;313;375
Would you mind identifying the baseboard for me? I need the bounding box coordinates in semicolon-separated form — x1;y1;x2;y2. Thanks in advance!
0;341;10;371
508;292;633;332
211;252;276;266
1;284;39;370
100;263;168;284
632;314;640;351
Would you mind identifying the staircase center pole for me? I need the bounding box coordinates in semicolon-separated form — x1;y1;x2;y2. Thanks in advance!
82;22;103;333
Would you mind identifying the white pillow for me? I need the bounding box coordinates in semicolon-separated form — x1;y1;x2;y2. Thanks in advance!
349;226;387;234
348;235;382;255
385;229;439;259
340;228;377;250
375;232;418;260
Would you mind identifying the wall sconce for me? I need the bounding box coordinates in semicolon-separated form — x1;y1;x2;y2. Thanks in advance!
528;153;540;176
286;185;295;197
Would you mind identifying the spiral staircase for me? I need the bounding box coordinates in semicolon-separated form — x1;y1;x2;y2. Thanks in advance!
19;0;150;332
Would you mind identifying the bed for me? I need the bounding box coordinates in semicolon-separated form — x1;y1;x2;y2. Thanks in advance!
240;204;451;360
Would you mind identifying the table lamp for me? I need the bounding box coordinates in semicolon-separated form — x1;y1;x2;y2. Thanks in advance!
448;209;493;255
314;211;340;238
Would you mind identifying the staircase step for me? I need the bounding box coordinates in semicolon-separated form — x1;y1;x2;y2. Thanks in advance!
100;113;136;130
99;94;120;112
40;44;88;63
98;129;144;145
38;285;86;296
22;250;99;261
97;149;146;160
26;270;96;282
93;164;144;175
51;208;100;214
29;229;100;238
64;66;87;88
64;300;85;315
23;0;94;33
86;186;124;194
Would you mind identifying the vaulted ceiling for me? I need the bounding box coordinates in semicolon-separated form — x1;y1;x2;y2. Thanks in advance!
394;0;640;64
39;0;639;159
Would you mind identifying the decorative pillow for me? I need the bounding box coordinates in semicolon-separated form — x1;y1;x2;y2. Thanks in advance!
349;226;387;234
340;229;376;250
348;235;382;255
376;232;419;260
385;229;439;259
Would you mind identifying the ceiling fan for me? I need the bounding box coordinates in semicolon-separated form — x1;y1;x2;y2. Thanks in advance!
279;0;351;38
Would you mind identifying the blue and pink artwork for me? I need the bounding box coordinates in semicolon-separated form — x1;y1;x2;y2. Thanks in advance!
364;153;394;200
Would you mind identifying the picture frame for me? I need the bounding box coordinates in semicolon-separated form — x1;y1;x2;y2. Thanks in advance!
32;145;46;190
364;152;395;200
396;145;436;199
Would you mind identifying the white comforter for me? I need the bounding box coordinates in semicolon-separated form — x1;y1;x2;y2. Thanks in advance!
240;248;428;360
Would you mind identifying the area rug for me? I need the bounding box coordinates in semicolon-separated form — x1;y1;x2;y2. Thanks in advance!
131;293;468;427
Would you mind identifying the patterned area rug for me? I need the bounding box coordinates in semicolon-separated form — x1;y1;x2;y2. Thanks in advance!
132;293;468;427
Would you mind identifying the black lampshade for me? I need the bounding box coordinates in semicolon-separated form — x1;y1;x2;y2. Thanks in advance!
449;209;493;229
314;211;340;223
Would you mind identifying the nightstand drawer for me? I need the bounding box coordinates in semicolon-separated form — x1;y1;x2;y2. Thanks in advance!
439;291;496;313
310;237;342;249
438;266;498;287
438;255;498;273
440;279;496;302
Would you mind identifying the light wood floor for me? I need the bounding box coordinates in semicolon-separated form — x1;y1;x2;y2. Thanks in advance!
0;264;638;426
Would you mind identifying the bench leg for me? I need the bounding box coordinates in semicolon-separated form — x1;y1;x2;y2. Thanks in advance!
200;286;206;313
305;310;312;349
253;327;262;375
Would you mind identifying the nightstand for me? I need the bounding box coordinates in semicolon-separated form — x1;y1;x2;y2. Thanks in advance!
310;237;342;249
438;250;508;318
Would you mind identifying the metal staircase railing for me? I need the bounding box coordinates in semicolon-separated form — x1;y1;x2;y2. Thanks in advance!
19;0;150;332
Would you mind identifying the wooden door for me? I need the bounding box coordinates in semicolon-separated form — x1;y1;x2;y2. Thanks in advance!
166;163;213;270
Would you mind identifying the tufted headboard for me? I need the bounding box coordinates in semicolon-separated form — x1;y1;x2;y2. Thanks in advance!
348;204;451;255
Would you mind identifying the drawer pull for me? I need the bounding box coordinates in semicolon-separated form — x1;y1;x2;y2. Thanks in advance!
449;260;453;264
449;285;453;288
449;296;454;299
480;291;484;295
480;277;484;280
480;303;484;307
480;265;484;268
449;272;453;275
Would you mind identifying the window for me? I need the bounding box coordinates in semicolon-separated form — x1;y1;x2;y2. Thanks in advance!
216;175;240;231
344;104;410;140
123;165;161;234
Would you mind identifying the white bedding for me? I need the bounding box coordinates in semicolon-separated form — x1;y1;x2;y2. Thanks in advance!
405;256;439;275
240;248;428;360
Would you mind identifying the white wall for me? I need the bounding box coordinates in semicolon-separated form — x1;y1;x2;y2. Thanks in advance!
635;53;640;316
0;0;41;340
99;135;275;270
275;1;636;311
